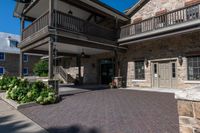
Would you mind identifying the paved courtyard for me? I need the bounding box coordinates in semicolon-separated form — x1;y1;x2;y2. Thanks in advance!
19;89;179;133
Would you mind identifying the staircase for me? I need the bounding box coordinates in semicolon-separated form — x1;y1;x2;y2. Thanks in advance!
55;66;75;84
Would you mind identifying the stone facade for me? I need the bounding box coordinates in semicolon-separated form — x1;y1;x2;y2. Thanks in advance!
178;100;200;133
0;53;41;76
131;0;190;22
124;31;200;89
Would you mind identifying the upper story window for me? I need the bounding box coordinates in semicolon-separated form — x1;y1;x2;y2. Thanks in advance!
135;61;145;80
188;56;200;80
186;5;199;20
9;40;19;48
23;54;28;62
0;67;5;75
0;52;5;61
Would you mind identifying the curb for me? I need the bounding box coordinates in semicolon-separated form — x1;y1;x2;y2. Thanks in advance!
0;93;39;110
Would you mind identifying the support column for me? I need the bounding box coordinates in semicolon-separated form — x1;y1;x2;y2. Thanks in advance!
114;50;119;77
20;17;25;41
48;39;54;79
49;0;54;27
19;52;24;78
77;56;82;84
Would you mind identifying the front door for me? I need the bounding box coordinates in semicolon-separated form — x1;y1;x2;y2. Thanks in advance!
100;59;114;85
152;61;177;88
159;62;171;88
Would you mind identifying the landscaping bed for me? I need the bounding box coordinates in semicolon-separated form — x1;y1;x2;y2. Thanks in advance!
0;76;57;105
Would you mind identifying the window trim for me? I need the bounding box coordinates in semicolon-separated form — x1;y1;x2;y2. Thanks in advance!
134;60;145;80
0;52;5;61
23;67;29;76
0;67;5;75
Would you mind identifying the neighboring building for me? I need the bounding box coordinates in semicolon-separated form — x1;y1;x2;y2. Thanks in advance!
0;32;41;76
13;0;200;89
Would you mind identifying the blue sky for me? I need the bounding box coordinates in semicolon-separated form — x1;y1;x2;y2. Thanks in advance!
0;0;137;35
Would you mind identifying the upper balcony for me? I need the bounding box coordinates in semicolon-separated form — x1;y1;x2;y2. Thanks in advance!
119;3;200;44
22;10;117;43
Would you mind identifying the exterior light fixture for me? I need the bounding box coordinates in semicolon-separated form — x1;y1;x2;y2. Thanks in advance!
178;56;183;66
81;49;85;57
68;10;73;15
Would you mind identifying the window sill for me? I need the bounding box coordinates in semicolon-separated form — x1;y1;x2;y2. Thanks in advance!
184;81;200;84
132;80;146;82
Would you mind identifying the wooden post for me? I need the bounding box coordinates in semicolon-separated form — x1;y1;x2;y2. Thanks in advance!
48;39;54;79
20;17;25;41
49;0;54;27
77;56;81;84
19;52;24;78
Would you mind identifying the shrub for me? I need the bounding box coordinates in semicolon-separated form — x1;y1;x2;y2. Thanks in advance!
33;60;48;77
4;76;57;105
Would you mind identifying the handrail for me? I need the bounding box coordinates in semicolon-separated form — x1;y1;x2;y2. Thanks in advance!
120;3;200;39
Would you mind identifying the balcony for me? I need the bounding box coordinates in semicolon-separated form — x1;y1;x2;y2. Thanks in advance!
119;3;200;43
22;10;117;42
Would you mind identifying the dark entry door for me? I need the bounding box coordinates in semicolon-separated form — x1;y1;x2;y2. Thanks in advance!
100;59;114;85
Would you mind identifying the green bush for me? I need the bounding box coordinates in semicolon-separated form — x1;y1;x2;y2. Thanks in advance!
4;76;57;105
33;60;48;77
0;76;18;90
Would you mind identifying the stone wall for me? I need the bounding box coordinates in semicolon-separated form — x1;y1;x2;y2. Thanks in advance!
124;31;200;89
131;0;189;21
178;100;200;133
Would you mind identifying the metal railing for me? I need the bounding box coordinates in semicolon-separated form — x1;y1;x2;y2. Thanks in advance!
120;3;200;39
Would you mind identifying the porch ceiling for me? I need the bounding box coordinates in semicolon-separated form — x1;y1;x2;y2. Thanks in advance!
34;42;109;55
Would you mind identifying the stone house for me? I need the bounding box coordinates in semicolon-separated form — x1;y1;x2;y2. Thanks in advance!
13;0;200;89
0;32;41;76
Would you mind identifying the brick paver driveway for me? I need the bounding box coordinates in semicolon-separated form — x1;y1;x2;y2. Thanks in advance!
19;89;179;133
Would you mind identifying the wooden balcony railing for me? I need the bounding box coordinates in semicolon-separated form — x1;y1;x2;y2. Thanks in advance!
120;3;200;39
22;11;49;40
22;10;117;41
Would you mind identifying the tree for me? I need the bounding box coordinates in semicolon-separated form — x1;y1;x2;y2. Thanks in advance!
33;60;48;77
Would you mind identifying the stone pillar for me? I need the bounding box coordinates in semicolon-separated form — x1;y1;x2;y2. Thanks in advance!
19;52;24;78
48;39;54;79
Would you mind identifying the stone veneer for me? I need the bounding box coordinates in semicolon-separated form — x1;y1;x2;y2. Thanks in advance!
125;31;200;89
178;100;200;133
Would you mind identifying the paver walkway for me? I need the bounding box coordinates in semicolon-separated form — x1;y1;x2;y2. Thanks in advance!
0;99;47;133
19;89;180;133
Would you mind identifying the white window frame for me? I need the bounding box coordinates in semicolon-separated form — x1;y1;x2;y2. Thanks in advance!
0;67;5;75
0;52;5;61
23;67;29;76
23;54;29;62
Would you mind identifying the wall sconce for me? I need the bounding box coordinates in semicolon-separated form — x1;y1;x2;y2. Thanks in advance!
68;10;73;15
178;56;183;66
144;58;149;67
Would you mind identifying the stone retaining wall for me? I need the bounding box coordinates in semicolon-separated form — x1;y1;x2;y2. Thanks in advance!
177;100;200;133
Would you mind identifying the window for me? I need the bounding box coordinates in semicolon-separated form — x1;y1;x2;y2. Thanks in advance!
0;53;5;61
135;61;145;80
9;40;18;47
172;63;176;78
0;67;5;75
23;55;28;62
188;56;200;80
186;5;199;20
154;64;157;74
23;68;28;76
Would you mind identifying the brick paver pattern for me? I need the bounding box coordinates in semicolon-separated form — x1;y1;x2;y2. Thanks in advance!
19;89;179;133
